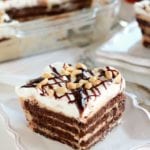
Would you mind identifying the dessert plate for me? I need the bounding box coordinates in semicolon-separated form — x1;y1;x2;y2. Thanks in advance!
0;82;149;150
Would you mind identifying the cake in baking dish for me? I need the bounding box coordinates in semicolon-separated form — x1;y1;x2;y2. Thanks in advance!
0;0;93;21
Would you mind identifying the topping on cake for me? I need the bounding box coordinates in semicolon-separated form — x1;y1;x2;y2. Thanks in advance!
17;62;125;117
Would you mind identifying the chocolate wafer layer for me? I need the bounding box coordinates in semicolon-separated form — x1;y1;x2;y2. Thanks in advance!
21;93;125;149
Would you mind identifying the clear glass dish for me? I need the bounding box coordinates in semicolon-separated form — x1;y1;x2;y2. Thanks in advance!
0;24;21;62
0;0;120;62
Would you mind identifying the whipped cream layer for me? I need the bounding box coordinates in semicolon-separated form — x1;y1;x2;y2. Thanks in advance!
16;62;125;121
134;0;150;21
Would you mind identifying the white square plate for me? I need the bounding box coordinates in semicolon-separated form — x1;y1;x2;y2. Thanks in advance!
0;82;150;150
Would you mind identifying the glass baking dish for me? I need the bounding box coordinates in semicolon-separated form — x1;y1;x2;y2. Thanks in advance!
0;0;120;62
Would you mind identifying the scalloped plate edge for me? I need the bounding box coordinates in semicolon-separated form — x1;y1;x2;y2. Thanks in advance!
126;92;150;120
0;104;24;150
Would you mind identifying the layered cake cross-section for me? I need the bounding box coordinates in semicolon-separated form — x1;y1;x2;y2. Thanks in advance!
16;62;126;150
134;0;150;48
0;0;93;21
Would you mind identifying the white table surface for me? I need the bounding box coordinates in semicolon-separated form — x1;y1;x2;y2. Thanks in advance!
0;1;149;150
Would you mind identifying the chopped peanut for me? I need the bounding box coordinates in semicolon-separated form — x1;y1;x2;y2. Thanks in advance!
66;66;74;72
105;71;113;79
72;69;82;76
89;76;97;83
48;89;54;97
61;69;70;76
114;73;122;84
76;63;87;70
67;82;77;90
37;78;48;89
42;73;54;79
55;87;67;97
85;82;92;89
93;80;101;86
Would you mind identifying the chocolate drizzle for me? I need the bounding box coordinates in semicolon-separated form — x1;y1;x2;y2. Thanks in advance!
98;69;105;77
50;65;60;75
106;66;118;78
21;77;44;88
72;88;85;113
75;70;89;82
21;64;121;115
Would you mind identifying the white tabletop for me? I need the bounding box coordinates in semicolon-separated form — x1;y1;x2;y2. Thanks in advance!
0;1;149;150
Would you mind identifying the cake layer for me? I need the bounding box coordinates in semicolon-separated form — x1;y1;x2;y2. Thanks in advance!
29;106;118;137
21;93;125;144
80;114;121;149
29;104;124;143
26;105;122;142
30;111;122;150
33;127;79;149
22;93;125;131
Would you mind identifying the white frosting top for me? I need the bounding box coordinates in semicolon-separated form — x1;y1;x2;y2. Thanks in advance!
16;63;125;122
134;0;150;18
